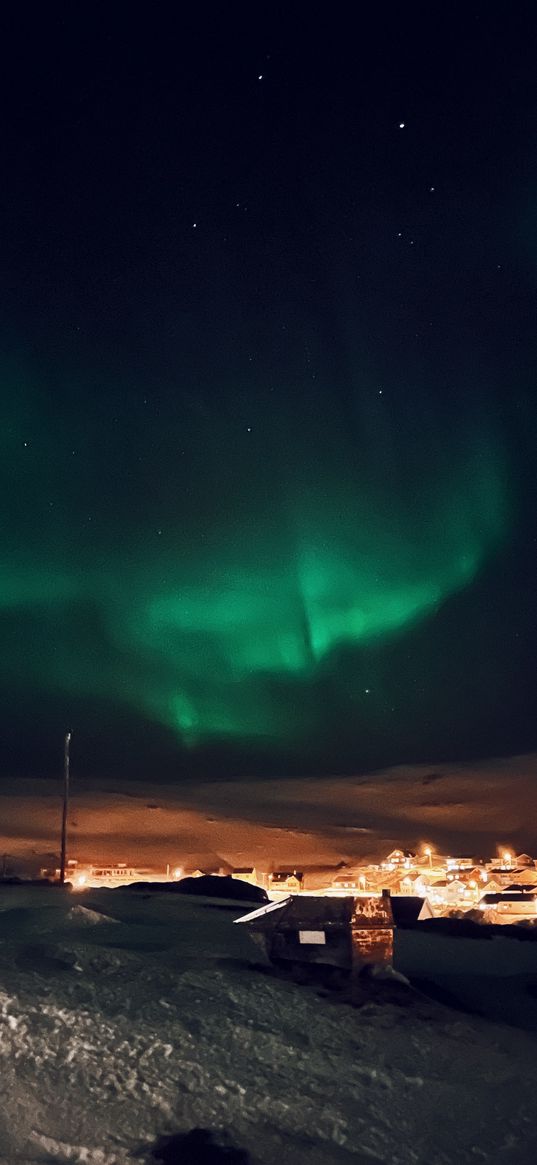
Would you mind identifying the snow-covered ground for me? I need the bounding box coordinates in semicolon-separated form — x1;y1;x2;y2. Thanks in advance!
0;886;536;1164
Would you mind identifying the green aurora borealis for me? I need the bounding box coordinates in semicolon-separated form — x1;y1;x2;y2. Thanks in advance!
1;363;511;765
1;6;536;781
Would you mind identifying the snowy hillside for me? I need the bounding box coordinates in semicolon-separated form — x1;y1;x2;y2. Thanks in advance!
0;886;536;1164
4;753;537;873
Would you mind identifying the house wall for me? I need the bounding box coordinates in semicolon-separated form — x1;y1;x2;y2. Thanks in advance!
270;926;352;968
351;925;393;969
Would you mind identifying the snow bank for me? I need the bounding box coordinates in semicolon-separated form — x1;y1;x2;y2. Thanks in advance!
0;887;535;1164
65;906;120;927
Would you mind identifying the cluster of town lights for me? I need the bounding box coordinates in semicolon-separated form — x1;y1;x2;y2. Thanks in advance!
51;733;529;922
65;845;519;894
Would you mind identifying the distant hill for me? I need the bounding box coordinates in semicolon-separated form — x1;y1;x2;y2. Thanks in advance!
123;875;268;903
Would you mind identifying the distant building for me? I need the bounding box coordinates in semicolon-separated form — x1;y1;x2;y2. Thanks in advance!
418;878;476;918
384;849;416;867
506;868;537;886
486;867;525;887
66;864;169;889
445;857;476;872
40;859;78;882
480;878;505;895
270;870;304;893
231;866;268;888
400;871;429;896
330;871;368;893
478;890;537;923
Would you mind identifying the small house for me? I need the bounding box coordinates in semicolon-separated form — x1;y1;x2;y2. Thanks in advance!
478;890;537;923
445;856;476;872
232;867;259;886
235;892;394;976
331;871;367;892
400;871;429;896
270;870;304;893
385;849;416;868
479;878;504;895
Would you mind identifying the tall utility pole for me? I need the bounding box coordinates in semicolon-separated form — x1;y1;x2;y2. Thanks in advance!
59;731;71;886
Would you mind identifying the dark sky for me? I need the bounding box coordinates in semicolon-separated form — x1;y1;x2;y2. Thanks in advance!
1;3;536;783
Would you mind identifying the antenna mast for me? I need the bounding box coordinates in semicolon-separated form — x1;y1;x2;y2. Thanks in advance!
59;731;71;885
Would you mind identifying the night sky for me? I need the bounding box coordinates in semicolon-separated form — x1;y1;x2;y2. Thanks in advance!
1;5;536;785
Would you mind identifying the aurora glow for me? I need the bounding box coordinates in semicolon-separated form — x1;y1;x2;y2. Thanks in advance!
0;7;535;780
0;368;510;753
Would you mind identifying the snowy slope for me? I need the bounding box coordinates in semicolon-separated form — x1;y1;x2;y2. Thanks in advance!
4;752;537;872
0;887;536;1164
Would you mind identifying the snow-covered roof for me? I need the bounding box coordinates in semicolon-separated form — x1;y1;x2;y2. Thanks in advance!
234;898;290;924
235;894;394;931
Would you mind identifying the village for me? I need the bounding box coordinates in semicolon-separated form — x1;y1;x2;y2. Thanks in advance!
39;843;537;926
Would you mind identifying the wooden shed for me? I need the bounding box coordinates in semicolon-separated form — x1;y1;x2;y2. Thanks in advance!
234;892;394;979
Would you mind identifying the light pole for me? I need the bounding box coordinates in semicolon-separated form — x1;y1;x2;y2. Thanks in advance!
59;731;71;886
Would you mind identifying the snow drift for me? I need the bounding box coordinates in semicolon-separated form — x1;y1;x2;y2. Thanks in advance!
0;886;535;1164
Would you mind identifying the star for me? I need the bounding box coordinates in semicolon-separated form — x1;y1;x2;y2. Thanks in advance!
399;122;405;129
258;75;263;81
192;222;197;229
